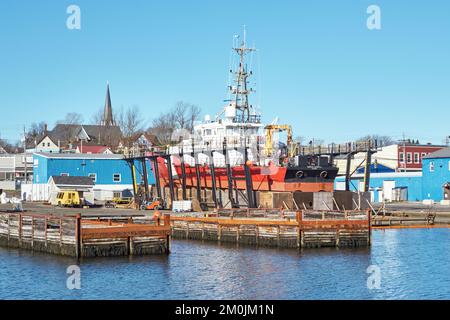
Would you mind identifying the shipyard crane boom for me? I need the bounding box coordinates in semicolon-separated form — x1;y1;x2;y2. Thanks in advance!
264;124;295;158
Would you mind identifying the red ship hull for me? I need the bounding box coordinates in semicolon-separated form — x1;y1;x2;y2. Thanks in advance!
154;157;334;193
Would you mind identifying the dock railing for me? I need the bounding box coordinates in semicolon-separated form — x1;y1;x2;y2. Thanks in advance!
170;209;371;248
0;212;171;257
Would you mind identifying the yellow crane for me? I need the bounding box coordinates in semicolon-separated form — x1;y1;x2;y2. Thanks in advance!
264;124;296;158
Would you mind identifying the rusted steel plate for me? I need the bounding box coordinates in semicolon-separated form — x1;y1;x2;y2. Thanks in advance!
81;225;170;240
170;217;369;229
301;220;369;227
4;212;77;220
170;217;298;226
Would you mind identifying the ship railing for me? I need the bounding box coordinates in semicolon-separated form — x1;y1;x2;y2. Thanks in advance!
233;114;261;124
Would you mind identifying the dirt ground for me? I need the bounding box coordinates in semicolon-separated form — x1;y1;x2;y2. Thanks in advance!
0;202;153;217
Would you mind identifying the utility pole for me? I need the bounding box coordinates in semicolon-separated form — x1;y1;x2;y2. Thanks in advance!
345;152;352;191
363;142;372;193
402;132;406;173
23;126;27;184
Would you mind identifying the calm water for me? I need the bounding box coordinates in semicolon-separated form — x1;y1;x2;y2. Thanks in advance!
0;229;449;300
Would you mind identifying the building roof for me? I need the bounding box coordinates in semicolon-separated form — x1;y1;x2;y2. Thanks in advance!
423;147;450;159
49;124;122;145
356;163;396;174
76;145;111;154
49;176;95;186
133;132;161;146
34;152;125;160
336;171;423;181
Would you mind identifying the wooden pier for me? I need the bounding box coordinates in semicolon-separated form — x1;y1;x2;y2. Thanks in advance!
0;212;171;257
170;209;371;248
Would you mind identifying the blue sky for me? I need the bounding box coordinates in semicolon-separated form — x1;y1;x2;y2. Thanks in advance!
0;0;449;145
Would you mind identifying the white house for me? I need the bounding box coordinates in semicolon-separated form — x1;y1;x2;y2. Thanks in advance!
47;175;95;205
35;135;60;153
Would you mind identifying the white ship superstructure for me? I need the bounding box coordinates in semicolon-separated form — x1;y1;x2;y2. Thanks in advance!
170;30;272;167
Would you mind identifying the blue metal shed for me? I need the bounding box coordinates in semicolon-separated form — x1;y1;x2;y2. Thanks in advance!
335;172;423;202
422;148;450;201
33;153;155;185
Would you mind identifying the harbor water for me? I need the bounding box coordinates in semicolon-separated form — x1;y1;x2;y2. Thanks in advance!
0;228;448;300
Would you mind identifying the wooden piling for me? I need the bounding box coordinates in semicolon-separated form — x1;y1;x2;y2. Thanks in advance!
18;213;22;246
75;214;81;259
170;209;370;249
0;212;171;257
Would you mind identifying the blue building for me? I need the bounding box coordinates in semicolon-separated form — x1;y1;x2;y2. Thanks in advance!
355;163;395;174
31;153;155;201
422;148;450;201
335;172;422;203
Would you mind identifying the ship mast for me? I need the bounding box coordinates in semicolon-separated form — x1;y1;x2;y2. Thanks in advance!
230;27;257;123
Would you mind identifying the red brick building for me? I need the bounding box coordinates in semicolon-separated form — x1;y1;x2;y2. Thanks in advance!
397;142;445;171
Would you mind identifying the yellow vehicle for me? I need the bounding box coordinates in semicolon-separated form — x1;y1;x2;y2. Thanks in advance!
56;190;83;207
105;197;134;209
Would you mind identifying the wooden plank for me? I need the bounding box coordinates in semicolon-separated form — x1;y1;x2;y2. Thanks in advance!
81;225;171;240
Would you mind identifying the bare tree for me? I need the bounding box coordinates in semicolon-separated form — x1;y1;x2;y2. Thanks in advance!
188;104;201;132
148;101;201;147
25;122;47;145
0;134;8;153
293;136;304;145
149;112;177;146
173;101;202;132
90;107;104;125
57;112;84;125
116;105;143;147
0;133;20;154
357;135;395;147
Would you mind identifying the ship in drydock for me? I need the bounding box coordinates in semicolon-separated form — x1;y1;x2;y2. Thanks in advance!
154;31;338;207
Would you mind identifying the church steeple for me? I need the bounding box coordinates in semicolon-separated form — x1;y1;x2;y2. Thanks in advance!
103;82;114;126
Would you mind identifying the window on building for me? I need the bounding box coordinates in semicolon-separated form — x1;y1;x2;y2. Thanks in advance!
60;173;69;177
113;191;122;198
414;153;420;164
399;152;404;163
88;173;97;183
407;153;412;164
113;173;121;182
47;143;50;147
421;153;427;159
430;161;435;172
42;143;45;147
